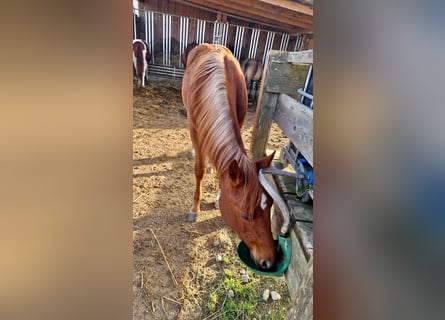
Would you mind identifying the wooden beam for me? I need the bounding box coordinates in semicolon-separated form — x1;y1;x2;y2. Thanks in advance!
274;94;313;166
265;62;310;95
183;0;313;32
257;0;313;16
287;49;313;64
208;0;313;29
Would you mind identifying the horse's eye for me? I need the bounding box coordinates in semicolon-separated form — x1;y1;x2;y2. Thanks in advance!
240;211;249;220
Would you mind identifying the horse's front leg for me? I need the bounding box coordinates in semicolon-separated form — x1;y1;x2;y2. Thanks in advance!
215;189;220;209
188;149;206;222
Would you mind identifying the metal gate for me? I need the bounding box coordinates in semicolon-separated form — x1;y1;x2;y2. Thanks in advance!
133;8;311;77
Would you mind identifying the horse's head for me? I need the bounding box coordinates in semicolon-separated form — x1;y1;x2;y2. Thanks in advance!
218;152;277;270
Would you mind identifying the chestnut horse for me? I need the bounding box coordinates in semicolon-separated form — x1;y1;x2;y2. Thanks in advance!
133;39;151;88
181;43;277;270
241;58;263;98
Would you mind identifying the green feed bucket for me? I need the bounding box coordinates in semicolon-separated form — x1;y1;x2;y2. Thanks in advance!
236;234;292;276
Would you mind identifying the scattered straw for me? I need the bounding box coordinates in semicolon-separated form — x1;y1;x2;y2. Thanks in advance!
149;228;179;287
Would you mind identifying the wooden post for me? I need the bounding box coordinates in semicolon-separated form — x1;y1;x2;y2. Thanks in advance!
250;49;314;319
285;257;313;320
250;51;281;160
250;50;311;160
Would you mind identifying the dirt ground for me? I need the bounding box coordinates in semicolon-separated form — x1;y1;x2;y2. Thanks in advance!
133;75;290;320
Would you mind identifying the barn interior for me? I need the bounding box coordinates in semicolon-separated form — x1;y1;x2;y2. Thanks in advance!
133;0;313;73
133;1;314;319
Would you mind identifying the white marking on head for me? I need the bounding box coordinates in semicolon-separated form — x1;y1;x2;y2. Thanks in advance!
260;193;268;210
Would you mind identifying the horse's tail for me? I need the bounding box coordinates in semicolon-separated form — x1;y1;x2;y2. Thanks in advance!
241;58;253;87
142;40;151;64
241;58;249;74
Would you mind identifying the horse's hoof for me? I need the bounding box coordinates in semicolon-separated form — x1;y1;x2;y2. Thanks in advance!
187;212;197;222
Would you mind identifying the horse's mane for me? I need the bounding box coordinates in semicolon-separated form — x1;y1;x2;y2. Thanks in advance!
187;47;263;214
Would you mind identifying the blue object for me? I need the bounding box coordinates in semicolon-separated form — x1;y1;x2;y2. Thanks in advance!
307;169;313;185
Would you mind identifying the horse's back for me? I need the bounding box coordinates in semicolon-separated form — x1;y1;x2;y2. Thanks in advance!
181;43;248;161
182;44;247;124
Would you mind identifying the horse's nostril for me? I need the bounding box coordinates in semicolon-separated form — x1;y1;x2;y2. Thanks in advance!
260;260;271;270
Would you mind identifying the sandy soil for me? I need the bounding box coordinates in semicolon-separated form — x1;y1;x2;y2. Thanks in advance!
133;76;290;320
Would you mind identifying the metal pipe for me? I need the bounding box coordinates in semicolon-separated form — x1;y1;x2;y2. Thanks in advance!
234;26;244;61
262;31;275;65
249;29;260;59
295;34;303;51
146;11;154;64
221;22;228;46
280;34;290;51
162;14;166;65
185;18;189;49
167;14;171;66
133;8;137;39
213;21;218;44
196;20;206;44
144;10;147;45
180;17;189;67
179;17;183;67
258;168;295;236
297;88;313;101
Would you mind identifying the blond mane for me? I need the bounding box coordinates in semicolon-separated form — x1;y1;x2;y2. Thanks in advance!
187;47;263;214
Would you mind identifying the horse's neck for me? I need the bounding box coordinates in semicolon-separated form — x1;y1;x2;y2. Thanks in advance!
211;139;251;177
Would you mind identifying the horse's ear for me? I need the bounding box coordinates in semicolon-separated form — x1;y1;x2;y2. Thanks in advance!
181;42;198;68
181;51;188;67
255;151;275;171
228;159;244;186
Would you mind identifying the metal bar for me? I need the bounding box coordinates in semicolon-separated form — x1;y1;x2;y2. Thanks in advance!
179;17;183;66
133;8;137;39
146;11;154;64
299;64;313;108
297;88;314;101
302;64;312;93
179;17;189;67
162;14;172;66
221;22;228;46
168;14;171;66
258;168;291;236
144;10;148;45
185;18;189;48
234;26;244;61
196;20;206;44
147;65;185;77
280;34;290;51
262;31;275;65
162;14;166;65
212;21;228;46
294;34;302;51
213;21;219;44
248;28;260;59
